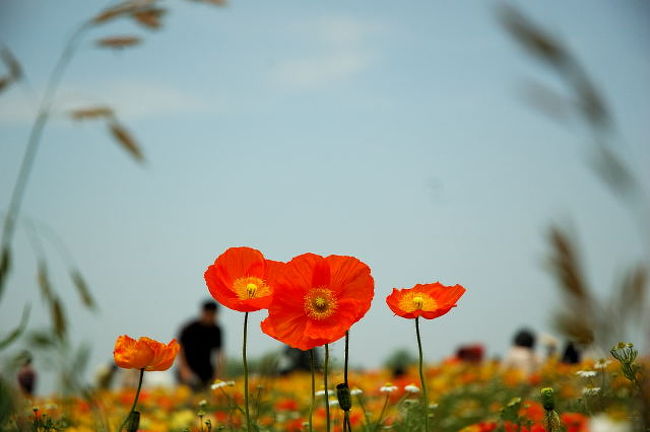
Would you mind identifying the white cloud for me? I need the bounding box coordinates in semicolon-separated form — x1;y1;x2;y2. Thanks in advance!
312;15;383;47
0;81;214;126
270;15;382;90
271;51;373;90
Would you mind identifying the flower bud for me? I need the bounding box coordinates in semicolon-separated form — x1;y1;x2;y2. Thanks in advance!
610;342;637;364
540;387;555;411
125;410;140;432
336;383;352;412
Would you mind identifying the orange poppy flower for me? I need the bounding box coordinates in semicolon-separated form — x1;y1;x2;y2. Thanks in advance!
204;246;277;312
386;282;465;319
113;335;179;371
261;253;374;350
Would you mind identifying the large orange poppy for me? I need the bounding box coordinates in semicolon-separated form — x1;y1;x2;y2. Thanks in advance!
113;335;179;371
204;247;277;312
386;282;465;319
261;253;374;350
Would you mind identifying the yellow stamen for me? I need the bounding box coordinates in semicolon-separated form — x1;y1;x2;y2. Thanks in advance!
232;277;271;300
397;291;437;313
304;288;337;320
246;283;258;297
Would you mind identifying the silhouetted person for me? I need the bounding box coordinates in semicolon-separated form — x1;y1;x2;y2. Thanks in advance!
178;300;224;391
502;328;541;377
17;352;36;396
561;341;581;364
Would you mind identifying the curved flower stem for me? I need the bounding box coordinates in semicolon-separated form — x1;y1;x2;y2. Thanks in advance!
217;387;245;416
356;394;371;429
0;22;91;299
309;349;315;432
374;394;390;432
415;317;429;432
118;368;144;431
343;412;351;432
242;312;252;431
324;343;331;432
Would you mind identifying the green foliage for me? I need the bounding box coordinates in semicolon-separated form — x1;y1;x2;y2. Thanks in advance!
0;306;30;351
383;349;417;373
0;378;17;430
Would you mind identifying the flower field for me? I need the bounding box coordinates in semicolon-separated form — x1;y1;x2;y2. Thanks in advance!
8;350;647;432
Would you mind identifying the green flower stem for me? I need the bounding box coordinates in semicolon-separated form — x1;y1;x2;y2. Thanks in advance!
374;393;390;432
356;393;371;429
415;317;429;432
242;312;252;432
118;368;144;431
309;349;315;432
324;343;331;432
344;331;349;386
217;387;245;416
344;331;351;432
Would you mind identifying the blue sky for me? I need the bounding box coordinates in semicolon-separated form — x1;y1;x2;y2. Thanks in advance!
1;0;649;393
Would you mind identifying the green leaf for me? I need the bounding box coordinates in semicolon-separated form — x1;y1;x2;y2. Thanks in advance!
37;259;54;302
51;296;67;340
70;269;96;310
108;120;145;163
0;245;10;301
28;330;57;348
0;304;30;350
499;5;567;68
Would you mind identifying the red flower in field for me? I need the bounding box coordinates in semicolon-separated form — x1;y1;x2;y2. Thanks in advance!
460;422;498;432
261;253;374;350
520;401;544;423
113;335;179;371
385;282;465;319
561;412;588;432
204;246;277;312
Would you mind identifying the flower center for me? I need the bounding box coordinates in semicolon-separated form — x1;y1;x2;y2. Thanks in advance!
398;291;437;313
233;276;271;300
304;288;337;320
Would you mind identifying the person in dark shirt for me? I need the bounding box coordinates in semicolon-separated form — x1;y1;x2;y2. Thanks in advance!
178;300;224;390
17;352;37;396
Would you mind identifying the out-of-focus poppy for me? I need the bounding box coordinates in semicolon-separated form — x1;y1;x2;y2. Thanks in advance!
204;246;277;312
261;253;374;350
113;335;179;371
385;282;465;319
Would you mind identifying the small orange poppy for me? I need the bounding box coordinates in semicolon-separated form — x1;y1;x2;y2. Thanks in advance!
204;247;277;312
261;253;374;350
386;282;465;319
113;335;179;371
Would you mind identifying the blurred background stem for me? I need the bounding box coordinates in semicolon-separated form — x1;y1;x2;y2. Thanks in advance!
0;22;91;299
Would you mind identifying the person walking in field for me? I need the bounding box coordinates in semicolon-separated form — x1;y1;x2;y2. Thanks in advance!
177;300;224;391
502;328;541;378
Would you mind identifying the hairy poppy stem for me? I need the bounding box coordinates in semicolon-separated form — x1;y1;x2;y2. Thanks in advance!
242;312;252;432
415;317;429;432
344;331;349;386
344;331;352;432
309;349;315;432
119;368;144;431
324;343;331;432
